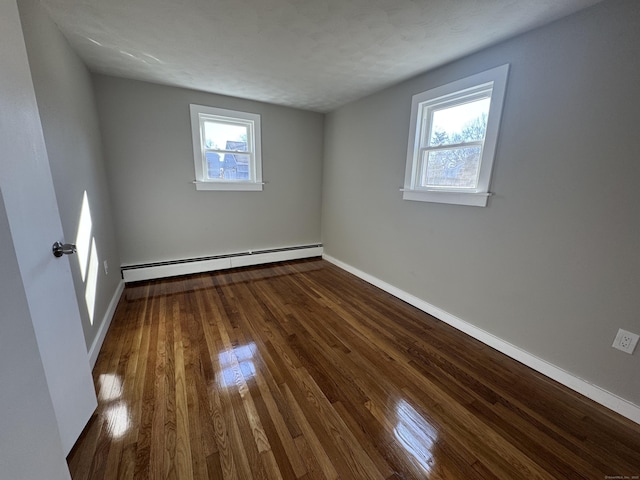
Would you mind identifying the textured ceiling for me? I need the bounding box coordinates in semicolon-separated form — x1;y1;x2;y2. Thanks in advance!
39;0;602;112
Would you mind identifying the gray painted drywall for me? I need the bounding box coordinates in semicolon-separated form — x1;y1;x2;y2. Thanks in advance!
0;2;71;477
322;0;640;405
93;75;324;265
18;0;122;349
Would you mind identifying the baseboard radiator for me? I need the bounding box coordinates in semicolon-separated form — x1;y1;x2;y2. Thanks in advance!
121;244;323;282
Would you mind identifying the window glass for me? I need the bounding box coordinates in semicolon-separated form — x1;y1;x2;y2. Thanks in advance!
428;97;490;146
422;147;482;188
204;121;248;151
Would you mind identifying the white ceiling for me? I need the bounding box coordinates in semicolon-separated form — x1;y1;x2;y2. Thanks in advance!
39;0;602;112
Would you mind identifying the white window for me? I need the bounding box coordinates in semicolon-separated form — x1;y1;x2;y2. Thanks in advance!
190;104;263;191
403;64;509;207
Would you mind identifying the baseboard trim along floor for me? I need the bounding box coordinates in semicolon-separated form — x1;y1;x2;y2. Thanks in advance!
88;280;125;368
323;254;640;425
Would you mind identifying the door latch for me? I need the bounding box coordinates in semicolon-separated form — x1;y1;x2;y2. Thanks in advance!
52;241;77;258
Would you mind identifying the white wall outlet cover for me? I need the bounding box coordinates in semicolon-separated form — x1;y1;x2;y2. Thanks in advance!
612;328;640;354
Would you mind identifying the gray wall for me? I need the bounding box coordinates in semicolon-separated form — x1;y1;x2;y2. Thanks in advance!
93;76;324;266
322;0;640;405
19;0;122;349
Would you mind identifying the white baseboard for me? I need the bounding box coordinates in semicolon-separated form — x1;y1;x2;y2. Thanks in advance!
323;254;640;425
88;280;125;369
121;246;323;282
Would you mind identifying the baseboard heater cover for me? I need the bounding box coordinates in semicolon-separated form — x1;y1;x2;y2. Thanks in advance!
121;244;323;282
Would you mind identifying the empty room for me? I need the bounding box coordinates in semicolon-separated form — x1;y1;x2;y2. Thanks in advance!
1;0;639;478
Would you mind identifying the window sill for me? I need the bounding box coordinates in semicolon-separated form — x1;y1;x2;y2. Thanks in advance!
194;181;264;192
401;189;492;207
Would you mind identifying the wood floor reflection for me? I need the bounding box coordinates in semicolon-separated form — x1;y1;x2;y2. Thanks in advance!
68;259;640;479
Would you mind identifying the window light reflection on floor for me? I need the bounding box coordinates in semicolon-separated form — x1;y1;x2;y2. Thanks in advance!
217;342;257;389
97;373;123;402
105;401;131;439
393;399;438;474
97;373;130;439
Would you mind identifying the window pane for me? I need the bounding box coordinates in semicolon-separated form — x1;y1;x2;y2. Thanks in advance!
421;146;481;188
204;121;248;151
206;152;251;180
427;97;490;146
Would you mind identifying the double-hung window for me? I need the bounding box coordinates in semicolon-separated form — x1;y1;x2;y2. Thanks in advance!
190;104;263;191
403;64;509;206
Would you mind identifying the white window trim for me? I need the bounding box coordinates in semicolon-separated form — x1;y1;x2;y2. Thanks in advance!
190;104;263;191
403;64;509;207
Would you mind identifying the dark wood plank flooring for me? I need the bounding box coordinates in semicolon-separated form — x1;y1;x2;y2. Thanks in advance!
68;258;640;479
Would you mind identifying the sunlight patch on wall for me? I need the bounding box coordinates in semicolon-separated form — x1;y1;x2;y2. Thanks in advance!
75;191;92;281
85;238;99;324
76;191;101;325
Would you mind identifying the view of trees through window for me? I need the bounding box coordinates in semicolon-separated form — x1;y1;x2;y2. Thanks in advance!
422;97;490;188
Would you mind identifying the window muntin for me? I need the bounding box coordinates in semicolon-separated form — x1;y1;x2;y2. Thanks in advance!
403;65;509;207
190;105;262;191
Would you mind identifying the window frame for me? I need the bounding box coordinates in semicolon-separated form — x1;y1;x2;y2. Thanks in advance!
190;104;263;191
403;64;509;207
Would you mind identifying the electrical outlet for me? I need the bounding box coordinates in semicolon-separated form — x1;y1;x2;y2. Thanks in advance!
612;328;639;354
103;260;109;275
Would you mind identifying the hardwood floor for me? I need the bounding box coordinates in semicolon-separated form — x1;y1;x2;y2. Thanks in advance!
68;259;640;479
